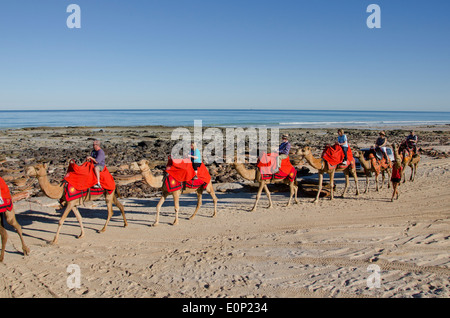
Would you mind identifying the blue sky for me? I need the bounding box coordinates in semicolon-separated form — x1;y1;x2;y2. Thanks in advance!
0;0;449;111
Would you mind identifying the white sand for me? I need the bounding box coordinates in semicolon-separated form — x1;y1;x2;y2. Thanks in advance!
0;156;449;298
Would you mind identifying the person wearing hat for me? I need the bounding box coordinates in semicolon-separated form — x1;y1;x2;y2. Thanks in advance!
406;130;418;153
276;134;291;173
375;131;389;162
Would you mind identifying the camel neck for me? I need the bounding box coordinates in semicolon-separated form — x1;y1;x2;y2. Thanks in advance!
304;152;323;170
233;163;256;181
141;169;163;188
37;174;64;199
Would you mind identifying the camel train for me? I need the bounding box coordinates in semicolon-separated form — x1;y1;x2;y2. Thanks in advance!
0;130;421;261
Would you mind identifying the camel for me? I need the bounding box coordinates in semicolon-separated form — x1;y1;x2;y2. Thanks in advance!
297;146;359;203
137;159;218;226
398;143;420;182
354;149;391;193
27;163;128;244
233;160;299;212
0;204;30;262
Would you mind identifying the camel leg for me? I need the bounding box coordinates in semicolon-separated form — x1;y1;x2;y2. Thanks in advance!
71;207;84;239
294;183;299;204
154;193;168;226
313;173;324;203
113;194;128;227
375;173;379;192
364;174;369;194
410;163;418;181
189;190;203;221
207;185;218;218
172;191;180;226
51;204;74;245
387;169;391;189
4;209;30;257
286;181;296;207
380;171;385;189
250;182;265;212
402;165;407;183
264;184;273;209
99;195;114;233
352;169;359;196
330;171;336;200
0;218;7;262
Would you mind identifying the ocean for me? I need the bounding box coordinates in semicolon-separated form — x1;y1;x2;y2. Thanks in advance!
1;109;449;129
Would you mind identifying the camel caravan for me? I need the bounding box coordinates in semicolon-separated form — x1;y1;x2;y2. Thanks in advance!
0;130;421;261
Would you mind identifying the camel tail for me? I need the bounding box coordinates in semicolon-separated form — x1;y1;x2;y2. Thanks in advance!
115;185;122;198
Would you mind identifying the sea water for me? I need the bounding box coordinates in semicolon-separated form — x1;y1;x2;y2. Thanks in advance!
1;109;449;129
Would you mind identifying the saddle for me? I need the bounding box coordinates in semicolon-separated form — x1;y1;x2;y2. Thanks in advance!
164;156;211;193
62;182;114;203
256;153;297;182
163;174;209;193
322;144;355;170
64;160;116;192
0;177;13;213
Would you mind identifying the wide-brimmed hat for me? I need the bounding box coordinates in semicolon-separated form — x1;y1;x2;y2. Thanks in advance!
282;134;289;138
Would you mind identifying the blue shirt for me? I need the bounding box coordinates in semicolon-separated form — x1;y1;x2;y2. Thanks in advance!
338;134;348;147
191;149;202;163
279;141;291;155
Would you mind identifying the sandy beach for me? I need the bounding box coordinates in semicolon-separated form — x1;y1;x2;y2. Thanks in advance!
0;125;449;298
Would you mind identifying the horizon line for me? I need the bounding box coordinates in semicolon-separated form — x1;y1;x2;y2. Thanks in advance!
0;108;449;113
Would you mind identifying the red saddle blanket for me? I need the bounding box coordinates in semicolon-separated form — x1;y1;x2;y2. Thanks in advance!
64;161;116;191
163;175;209;193
322;144;354;168
62;182;114;202
256;153;296;182
261;166;297;182
257;153;294;175
165;157;211;185
368;153;392;173
0;177;13;213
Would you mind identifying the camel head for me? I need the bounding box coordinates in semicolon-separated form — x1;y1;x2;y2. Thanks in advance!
137;159;150;172
391;143;403;165
297;146;312;157
289;153;304;167
353;149;363;158
26;163;49;178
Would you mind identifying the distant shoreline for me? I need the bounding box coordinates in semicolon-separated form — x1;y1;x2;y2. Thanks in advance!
1;109;449;130
2;123;450;132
